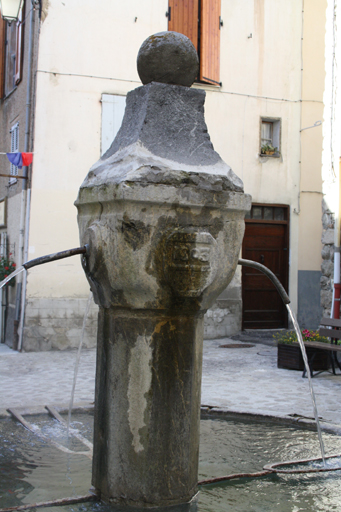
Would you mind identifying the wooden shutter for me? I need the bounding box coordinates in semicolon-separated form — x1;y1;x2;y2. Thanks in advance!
200;0;221;85
0;17;5;98
101;94;126;155
168;0;199;51
15;8;23;85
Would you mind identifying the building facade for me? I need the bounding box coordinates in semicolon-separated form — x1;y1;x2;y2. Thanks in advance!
0;0;340;350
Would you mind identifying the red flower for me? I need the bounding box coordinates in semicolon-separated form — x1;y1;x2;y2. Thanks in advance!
9;253;12;256
12;263;16;267
4;267;9;270
4;274;8;278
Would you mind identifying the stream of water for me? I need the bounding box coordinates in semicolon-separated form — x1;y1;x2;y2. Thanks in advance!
67;292;93;436
0;266;25;289
286;304;326;464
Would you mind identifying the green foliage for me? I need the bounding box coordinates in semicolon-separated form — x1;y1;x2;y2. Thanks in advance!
274;329;331;345
0;254;16;286
261;143;278;154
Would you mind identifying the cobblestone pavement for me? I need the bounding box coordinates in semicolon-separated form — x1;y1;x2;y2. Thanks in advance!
201;339;341;432
0;344;96;416
1;337;341;432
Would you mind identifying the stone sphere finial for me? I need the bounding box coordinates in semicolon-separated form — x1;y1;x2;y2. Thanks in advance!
137;31;199;87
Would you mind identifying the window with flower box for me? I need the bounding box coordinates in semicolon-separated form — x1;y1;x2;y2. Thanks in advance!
260;117;281;157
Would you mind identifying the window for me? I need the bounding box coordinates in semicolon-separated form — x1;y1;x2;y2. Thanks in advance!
101;94;126;155
0;5;24;98
261;122;272;146
9;123;19;184
260;118;281;156
14;8;23;85
167;0;222;86
245;205;287;222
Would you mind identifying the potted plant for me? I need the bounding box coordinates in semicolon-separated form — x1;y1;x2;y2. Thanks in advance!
261;143;278;156
0;253;17;287
275;329;331;371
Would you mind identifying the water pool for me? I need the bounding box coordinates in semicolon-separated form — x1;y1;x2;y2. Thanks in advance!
1;412;341;512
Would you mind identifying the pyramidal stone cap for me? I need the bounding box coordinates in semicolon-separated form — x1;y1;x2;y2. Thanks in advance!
78;30;245;193
137;31;199;87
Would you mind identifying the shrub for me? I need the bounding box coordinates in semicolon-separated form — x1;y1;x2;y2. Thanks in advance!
261;143;278;154
0;254;17;286
273;329;331;345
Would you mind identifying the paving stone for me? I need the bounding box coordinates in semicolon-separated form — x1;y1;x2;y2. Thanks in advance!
1;337;341;432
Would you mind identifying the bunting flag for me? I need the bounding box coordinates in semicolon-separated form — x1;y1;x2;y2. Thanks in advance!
6;152;33;168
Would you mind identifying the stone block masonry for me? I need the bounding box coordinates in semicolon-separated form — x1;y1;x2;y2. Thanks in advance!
321;199;335;317
22;297;98;351
21;296;241;351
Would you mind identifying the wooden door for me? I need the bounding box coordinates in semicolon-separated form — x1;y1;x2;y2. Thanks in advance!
242;205;289;329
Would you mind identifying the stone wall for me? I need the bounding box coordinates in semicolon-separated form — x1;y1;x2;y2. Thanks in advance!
321;199;335;317
20;288;242;351
22;298;98;351
204;271;242;339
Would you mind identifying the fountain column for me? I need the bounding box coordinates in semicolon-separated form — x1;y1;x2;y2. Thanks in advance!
76;32;251;509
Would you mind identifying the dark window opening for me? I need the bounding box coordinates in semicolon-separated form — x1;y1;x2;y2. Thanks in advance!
245;205;287;222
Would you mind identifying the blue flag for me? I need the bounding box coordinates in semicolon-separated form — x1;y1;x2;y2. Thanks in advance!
6;152;23;168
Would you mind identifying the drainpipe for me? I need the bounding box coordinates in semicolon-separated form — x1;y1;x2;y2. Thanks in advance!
16;2;36;351
332;158;341;319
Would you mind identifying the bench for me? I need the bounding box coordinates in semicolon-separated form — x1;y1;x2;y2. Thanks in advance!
302;318;341;377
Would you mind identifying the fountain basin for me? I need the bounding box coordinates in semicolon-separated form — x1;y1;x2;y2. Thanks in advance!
1;411;341;512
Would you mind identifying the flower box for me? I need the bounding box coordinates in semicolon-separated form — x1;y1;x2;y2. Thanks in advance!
277;343;330;371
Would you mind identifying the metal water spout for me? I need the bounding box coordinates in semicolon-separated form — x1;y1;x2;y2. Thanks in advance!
75;31;251;509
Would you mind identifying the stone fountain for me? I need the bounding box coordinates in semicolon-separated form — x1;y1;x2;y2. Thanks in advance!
75;31;251;509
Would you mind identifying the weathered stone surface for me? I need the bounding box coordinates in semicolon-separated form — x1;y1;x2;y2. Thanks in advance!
321;245;330;260
22;298;98;351
321;229;334;245
76;78;250;507
93;309;203;507
99;83;242;185
321;260;334;278
77;183;249;312
320;275;331;290
321;289;332;309
204;300;242;339
322;199;334;229
137;31;199;87
76;83;250;315
321;200;335;317
322;213;334;229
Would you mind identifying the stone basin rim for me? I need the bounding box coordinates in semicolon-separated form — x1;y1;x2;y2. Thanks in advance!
2;403;341;435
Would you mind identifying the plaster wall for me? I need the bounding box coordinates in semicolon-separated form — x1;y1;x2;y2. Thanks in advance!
27;0;168;300
298;0;325;272
320;0;341;319
22;0;321;348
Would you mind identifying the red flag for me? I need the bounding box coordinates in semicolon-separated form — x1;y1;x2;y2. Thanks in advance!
21;153;33;166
